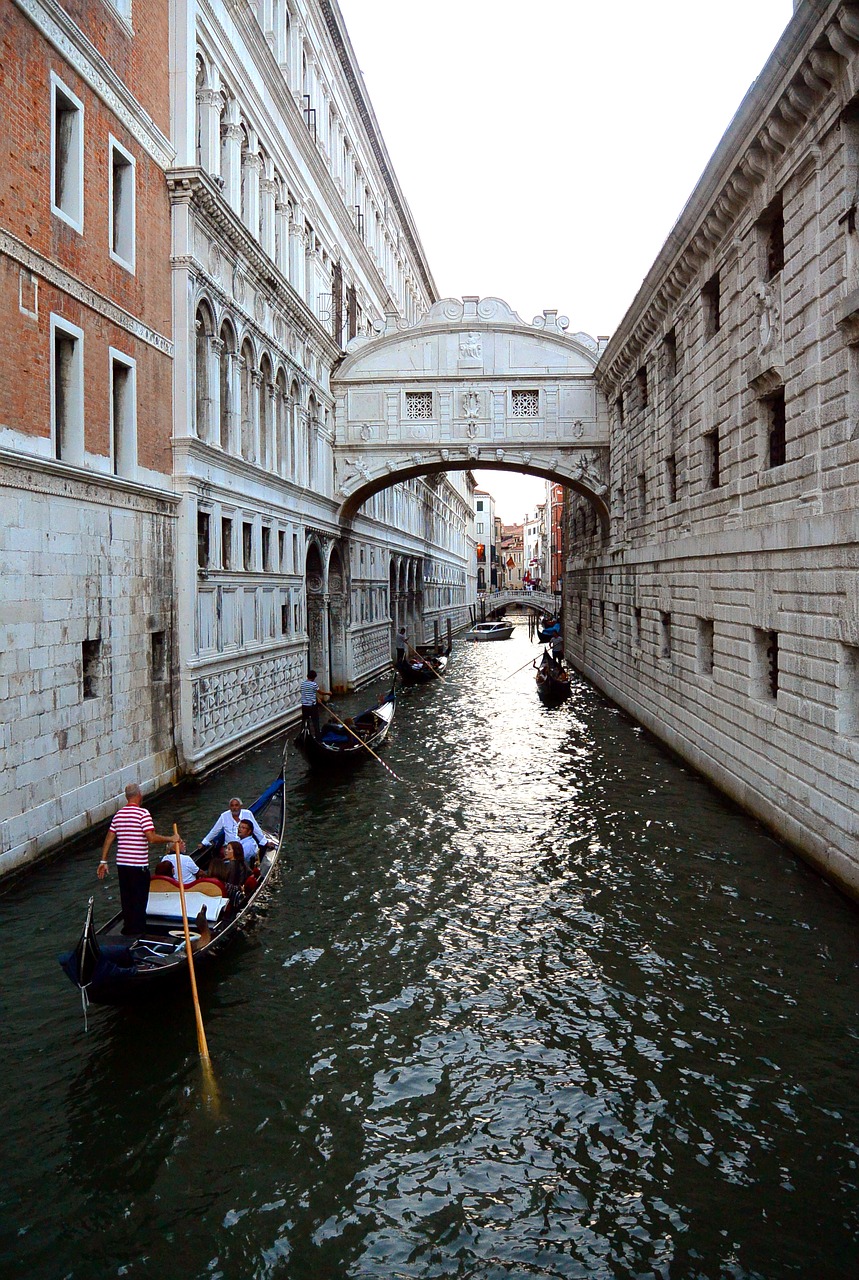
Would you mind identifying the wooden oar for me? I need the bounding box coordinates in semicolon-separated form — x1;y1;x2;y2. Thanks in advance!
172;824;218;1108
323;704;409;784
405;640;447;684
504;652;542;680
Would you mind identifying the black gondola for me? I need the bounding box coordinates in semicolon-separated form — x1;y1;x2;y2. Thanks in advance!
397;642;451;685
535;649;571;705
59;768;286;1007
536;619;561;643
294;689;396;766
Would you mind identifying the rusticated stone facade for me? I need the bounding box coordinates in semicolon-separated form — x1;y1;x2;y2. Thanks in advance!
565;0;859;900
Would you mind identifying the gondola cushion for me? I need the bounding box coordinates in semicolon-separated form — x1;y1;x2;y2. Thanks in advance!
146;890;227;923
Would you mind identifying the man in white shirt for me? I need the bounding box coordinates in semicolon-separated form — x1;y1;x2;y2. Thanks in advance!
156;850;200;884
201;797;267;849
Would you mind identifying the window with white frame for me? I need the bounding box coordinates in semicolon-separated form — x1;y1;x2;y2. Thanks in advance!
109;136;136;271
109;348;136;477
51;74;84;233
51;314;84;464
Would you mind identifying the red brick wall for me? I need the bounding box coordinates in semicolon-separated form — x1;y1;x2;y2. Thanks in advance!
0;4;172;475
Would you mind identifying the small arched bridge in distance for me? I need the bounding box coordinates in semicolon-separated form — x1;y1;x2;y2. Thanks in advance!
330;296;611;524
480;589;558;617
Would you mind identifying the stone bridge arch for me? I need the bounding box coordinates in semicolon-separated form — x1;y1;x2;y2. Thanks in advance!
331;297;611;523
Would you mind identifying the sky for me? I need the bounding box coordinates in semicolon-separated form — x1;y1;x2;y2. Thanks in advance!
337;0;795;521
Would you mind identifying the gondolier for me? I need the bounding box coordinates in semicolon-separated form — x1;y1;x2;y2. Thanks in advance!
395;627;408;669
96;783;185;936
299;669;328;738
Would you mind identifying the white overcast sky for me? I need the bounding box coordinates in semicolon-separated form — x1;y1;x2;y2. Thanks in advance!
337;0;795;521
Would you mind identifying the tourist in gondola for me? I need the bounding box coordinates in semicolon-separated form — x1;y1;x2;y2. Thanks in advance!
154;849;200;884
200;796;267;849
96;782;186;936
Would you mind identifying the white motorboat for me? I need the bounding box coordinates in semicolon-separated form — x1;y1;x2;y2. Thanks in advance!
466;621;515;641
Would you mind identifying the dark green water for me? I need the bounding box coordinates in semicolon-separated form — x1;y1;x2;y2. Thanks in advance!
2;624;858;1279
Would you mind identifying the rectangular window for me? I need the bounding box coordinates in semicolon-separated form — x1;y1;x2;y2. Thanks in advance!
636;365;648;409
477;500;484;512
242;521;253;571
197;511;210;568
637;471;646;518
150;630;166;682
51;314;84;465
81;639;101;699
697;617;714;675
752;627;779;700
838;643;859;736
262;526;271;572
660;611;672;660
616;393;625;426
109;349;136;478
764;388;787;469
278;529;285;570
109;136;135;271
665;453;678;504
759;192;785;281
703;429;721;489
702;272;721;338
221;517;233;570
405;391;433;419
663;327;677;380
511;389;539;417
281;602;289;635
51;74;84;233
292;532;299;573
633;605;642;648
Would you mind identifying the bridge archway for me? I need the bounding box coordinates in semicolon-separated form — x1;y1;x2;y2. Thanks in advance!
331;296;611;526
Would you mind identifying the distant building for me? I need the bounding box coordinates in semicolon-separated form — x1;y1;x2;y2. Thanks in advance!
473;489;494;591
500;523;524;590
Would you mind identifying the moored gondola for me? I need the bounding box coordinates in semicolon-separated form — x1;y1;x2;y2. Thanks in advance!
59;768;287;1007
535;649;571;705
295;689;396;766
536;618;561;643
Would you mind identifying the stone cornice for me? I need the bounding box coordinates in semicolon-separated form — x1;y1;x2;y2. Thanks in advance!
0;449;178;513
167;166;338;361
317;0;438;303
12;0;173;169
598;1;855;390
0;229;173;355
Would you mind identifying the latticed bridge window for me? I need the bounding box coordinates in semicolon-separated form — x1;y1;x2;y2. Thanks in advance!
511;389;539;417
405;391;433;419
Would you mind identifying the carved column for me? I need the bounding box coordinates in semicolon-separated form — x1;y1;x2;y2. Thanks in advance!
289;214;306;296
260;177;277;259
221;122;242;214
267;382;279;474
197;89;223;176
249;368;262;464
209;337;224;447
222;349;241;453
275;200;290;276
241;148;263;240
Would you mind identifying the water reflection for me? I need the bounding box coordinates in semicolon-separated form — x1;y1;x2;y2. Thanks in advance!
1;624;858;1278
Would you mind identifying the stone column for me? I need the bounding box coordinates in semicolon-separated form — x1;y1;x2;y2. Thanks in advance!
260;177;277;260
197;89;223;176
267;382;279;474
242;148;262;240
221;122;242;214
289;214;306;296
209;337;224;447
275;201;290;276
249;368;262;464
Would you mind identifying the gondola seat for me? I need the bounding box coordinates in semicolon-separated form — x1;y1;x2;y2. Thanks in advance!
146;884;228;923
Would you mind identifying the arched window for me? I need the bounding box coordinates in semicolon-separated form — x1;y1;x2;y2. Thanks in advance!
195;301;215;440
306;391;317;487
276;369;288;476
219;321;236;451
259;353;272;471
240;338;255;461
289;379;301;484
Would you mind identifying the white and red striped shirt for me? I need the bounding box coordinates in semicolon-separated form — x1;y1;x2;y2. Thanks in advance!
109;804;154;867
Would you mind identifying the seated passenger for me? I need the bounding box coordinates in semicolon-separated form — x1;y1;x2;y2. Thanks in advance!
206;854;231;883
155;850;200;884
236;818;263;868
222;840;248;910
200;796;267;851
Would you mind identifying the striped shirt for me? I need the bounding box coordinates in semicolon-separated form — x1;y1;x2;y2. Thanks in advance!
109;804;154;867
299;678;319;707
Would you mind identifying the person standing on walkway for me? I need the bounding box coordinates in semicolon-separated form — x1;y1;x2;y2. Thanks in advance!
96;783;185;936
300;669;328;738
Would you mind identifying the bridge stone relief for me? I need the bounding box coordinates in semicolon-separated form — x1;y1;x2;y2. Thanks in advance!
331;297;611;521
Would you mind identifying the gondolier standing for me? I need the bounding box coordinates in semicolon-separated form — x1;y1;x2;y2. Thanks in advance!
395;627;408;670
96;783;185;936
299;669;328;738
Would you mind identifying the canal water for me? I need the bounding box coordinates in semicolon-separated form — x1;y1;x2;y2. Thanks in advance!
2;623;858;1279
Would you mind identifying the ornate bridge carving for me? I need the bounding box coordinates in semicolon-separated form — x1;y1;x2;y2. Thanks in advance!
331;297;611;522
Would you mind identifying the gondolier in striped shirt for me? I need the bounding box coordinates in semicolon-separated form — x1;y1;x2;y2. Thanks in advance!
96;783;185;936
299;669;328;738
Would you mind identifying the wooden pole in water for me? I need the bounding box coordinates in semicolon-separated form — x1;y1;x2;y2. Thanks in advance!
405;638;447;683
172;825;216;1098
323;704;407;782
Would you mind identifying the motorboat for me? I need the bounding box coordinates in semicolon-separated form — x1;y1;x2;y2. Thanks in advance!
466;621;514;641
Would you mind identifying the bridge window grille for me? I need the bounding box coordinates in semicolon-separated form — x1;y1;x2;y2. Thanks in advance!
511;389;539;417
405;391;433;420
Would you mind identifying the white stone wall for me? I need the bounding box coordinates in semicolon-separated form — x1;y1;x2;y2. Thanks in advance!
0;457;179;873
566;0;859;900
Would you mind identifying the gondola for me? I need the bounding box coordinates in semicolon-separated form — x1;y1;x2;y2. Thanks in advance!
397;642;451;685
535;649;572;705
294;689;396;766
59;768;287;1007
536;619;561;643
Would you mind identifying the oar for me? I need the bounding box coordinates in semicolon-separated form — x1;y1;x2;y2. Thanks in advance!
172;824;218;1107
404;639;447;683
504;652;542;680
323;704;409;785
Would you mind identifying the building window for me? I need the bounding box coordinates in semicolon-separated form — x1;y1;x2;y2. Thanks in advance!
752;627;779;701
51;74;84;233
637;472;646;518
242;521;253;570
150;631;166;682
665;453;678;504
616;393;624;426
221;517;233;570
703;429;721;489
109;349;136;478
663;327;677;380
405;391;433;419
278;529;285;570
281;602;289;636
51;314;84;465
697;617;714;675
660;611;672;660
261;525;271;571
763;388;787;469
511;389;539;418
109;136;136;271
702;271;721;338
81;639;101;699
197;511;210;568
838;643;859;736
636;365;648;409
633;605;642;648
759;192;785;281
476;500;484;512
